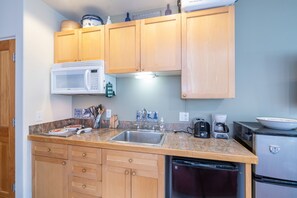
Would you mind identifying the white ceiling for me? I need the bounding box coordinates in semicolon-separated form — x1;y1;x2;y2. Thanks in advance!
43;0;178;22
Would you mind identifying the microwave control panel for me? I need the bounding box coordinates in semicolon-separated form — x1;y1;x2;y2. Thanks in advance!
90;69;100;90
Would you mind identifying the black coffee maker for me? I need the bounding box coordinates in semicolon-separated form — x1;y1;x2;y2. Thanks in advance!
193;118;210;138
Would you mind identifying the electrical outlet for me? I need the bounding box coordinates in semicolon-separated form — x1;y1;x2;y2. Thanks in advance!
106;109;112;119
179;112;189;122
35;111;43;122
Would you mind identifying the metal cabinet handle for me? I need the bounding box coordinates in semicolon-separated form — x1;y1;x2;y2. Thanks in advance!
125;170;130;175
82;184;86;189
47;148;51;152
62;161;66;166
82;152;87;157
132;171;136;176
82;168;87;173
128;158;133;163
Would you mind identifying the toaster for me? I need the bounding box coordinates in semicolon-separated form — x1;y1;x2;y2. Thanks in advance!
193;119;210;138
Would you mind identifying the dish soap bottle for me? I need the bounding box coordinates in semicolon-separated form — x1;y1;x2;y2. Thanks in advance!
159;117;165;132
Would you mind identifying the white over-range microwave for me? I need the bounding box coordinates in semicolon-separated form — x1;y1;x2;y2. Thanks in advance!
51;60;116;95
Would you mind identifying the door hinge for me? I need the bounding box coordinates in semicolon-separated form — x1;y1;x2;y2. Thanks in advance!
12;53;15;62
12;183;15;192
12;118;15;127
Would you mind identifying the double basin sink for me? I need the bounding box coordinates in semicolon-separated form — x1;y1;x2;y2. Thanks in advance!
110;130;166;146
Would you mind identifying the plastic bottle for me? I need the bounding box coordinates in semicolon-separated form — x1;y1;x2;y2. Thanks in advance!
159;117;165;132
106;16;112;25
165;4;172;15
125;12;131;21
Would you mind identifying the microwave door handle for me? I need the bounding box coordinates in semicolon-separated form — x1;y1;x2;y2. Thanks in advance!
84;70;91;91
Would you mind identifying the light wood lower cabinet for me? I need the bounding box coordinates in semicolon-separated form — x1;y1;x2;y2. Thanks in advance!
68;146;102;198
32;155;68;198
32;142;165;198
102;149;165;198
32;142;69;198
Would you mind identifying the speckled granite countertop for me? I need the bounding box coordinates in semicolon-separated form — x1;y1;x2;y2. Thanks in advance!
28;128;257;164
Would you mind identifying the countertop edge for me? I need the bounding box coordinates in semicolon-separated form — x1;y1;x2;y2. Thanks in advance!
28;134;258;164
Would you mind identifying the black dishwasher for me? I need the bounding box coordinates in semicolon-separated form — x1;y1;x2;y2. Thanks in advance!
168;157;240;198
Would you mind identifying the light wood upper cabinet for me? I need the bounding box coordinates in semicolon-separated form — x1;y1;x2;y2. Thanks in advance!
102;149;165;198
141;14;181;72
79;26;104;61
105;14;181;74
105;21;141;74
181;6;235;99
54;30;79;63
54;26;104;63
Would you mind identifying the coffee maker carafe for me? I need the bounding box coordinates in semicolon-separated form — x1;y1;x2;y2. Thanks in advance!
212;114;229;139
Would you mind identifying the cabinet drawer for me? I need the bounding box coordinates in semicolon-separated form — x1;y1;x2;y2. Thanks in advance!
32;142;68;159
69;146;101;164
70;161;101;180
103;149;159;171
70;176;102;197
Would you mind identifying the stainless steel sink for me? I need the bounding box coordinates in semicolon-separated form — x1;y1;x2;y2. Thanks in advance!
110;130;165;146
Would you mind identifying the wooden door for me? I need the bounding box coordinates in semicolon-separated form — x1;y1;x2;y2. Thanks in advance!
54;30;79;63
32;156;68;198
0;39;15;198
105;21;141;74
181;6;235;99
102;165;130;198
141;14;181;72
79;26;104;61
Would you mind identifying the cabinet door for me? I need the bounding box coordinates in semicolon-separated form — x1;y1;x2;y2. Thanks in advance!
181;6;235;99
141;14;181;72
79;26;104;61
32;155;68;198
102;165;131;198
131;169;159;198
105;21;141;74
54;30;79;63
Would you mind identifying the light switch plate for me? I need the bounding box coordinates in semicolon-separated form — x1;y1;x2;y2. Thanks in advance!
179;112;189;122
106;109;112;119
35;111;43;122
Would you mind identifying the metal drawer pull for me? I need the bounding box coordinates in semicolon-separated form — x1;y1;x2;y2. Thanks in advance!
132;171;136;176
82;152;87;157
128;158;133;163
62;161;66;166
47;148;51;152
125;170;130;175
82;168;87;173
82;184;86;189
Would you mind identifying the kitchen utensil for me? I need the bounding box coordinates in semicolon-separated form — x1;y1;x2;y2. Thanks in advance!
256;117;297;130
76;127;92;135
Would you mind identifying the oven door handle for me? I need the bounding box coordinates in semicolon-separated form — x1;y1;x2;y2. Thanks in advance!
172;159;238;171
254;175;297;187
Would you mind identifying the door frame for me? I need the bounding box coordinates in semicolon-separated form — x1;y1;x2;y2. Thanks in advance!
0;39;15;198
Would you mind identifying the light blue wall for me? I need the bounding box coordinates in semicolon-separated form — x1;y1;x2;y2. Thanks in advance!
73;0;297;126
